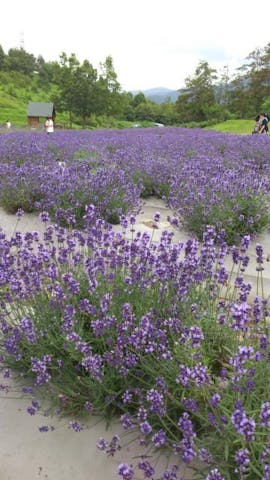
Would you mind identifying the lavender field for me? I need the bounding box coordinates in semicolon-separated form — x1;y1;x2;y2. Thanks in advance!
0;128;270;480
0;127;270;241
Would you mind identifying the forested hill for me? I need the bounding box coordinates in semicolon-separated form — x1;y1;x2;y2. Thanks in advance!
0;43;270;128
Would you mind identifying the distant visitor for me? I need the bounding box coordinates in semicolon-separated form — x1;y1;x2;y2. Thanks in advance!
44;117;54;134
6;120;11;129
252;112;269;134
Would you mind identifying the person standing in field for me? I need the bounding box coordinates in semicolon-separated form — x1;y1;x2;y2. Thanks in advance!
259;112;268;134
252;114;260;134
6;120;11;129
44;117;54;134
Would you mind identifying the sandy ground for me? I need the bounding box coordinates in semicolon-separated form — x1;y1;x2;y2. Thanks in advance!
0;197;270;479
0;382;198;480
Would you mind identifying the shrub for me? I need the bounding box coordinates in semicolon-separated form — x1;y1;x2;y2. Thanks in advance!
0;164;43;213
176;191;270;245
0;213;269;480
38;164;141;227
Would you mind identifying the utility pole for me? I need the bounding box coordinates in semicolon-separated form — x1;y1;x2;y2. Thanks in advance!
20;30;25;50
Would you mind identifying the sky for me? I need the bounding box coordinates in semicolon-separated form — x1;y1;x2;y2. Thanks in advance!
1;0;270;92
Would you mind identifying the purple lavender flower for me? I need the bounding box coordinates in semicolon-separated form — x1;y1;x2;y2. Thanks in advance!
106;434;121;456
21;386;34;394
27;406;37;416
62;272;80;294
39;426;49;432
122;390;133;404
263;464;270;480
31;356;51;385
260;402;270;427
190;363;210;387
198;448;213;465
16;208;25;218
97;438;108;451
84;401;93;412
154;211;161;223
178;412;196;439
140;421;152;435
69;421;83;432
256;243;264;269
180;437;196;464
235;448;250;474
62;304;76;332
118;463;134;480
39;211;50;223
230;302;251;331
151;429;167;447
137;406;148;421
138;460;155;478
19;317;37;344
120;413;135;430
129;214;136;225
176;365;191;387
231;405;256;442
210;393;221;409
161;465;178;480
205;468;225;480
156;376;168;393
120;216;129;229
2;368;11;378
260;334;268;350
27;400;40;416
208;412;217;426
182;397;199;413
81;354;103;382
146;388;166;416
253;296;263;323
188;325;204;347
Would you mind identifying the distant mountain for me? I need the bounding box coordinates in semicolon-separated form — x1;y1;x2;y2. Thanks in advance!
130;87;180;104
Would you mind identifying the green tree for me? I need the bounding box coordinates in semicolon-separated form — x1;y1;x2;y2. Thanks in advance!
229;44;270;117
228;74;251;118
0;44;6;70
176;60;217;122
96;56;123;116
35;55;58;87
52;52;80;126
157;100;180;125
216;65;231;106
5;48;36;76
70;60;98;127
134;99;156;121
121;91;136;121
239;48;265;114
132;92;146;108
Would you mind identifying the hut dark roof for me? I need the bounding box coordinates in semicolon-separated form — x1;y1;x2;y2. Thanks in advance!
27;102;54;117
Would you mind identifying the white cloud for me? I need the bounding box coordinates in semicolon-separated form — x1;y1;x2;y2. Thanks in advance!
1;0;270;90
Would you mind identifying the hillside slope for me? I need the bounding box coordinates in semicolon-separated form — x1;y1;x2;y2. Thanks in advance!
0;71;68;127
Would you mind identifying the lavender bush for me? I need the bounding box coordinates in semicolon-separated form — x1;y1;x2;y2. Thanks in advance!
0;207;269;479
37;163;141;226
0;145;141;225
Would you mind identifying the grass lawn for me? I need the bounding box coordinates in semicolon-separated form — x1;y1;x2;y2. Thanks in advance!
206;119;255;134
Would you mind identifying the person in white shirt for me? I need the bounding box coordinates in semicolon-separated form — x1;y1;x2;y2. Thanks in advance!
6;120;11;129
44;117;54;134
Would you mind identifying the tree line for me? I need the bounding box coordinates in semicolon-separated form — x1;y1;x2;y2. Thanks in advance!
0;43;269;126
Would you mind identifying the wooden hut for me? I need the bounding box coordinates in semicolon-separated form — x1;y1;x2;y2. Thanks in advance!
27;102;56;128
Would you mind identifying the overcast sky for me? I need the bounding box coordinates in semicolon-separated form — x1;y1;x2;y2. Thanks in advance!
1;0;270;91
